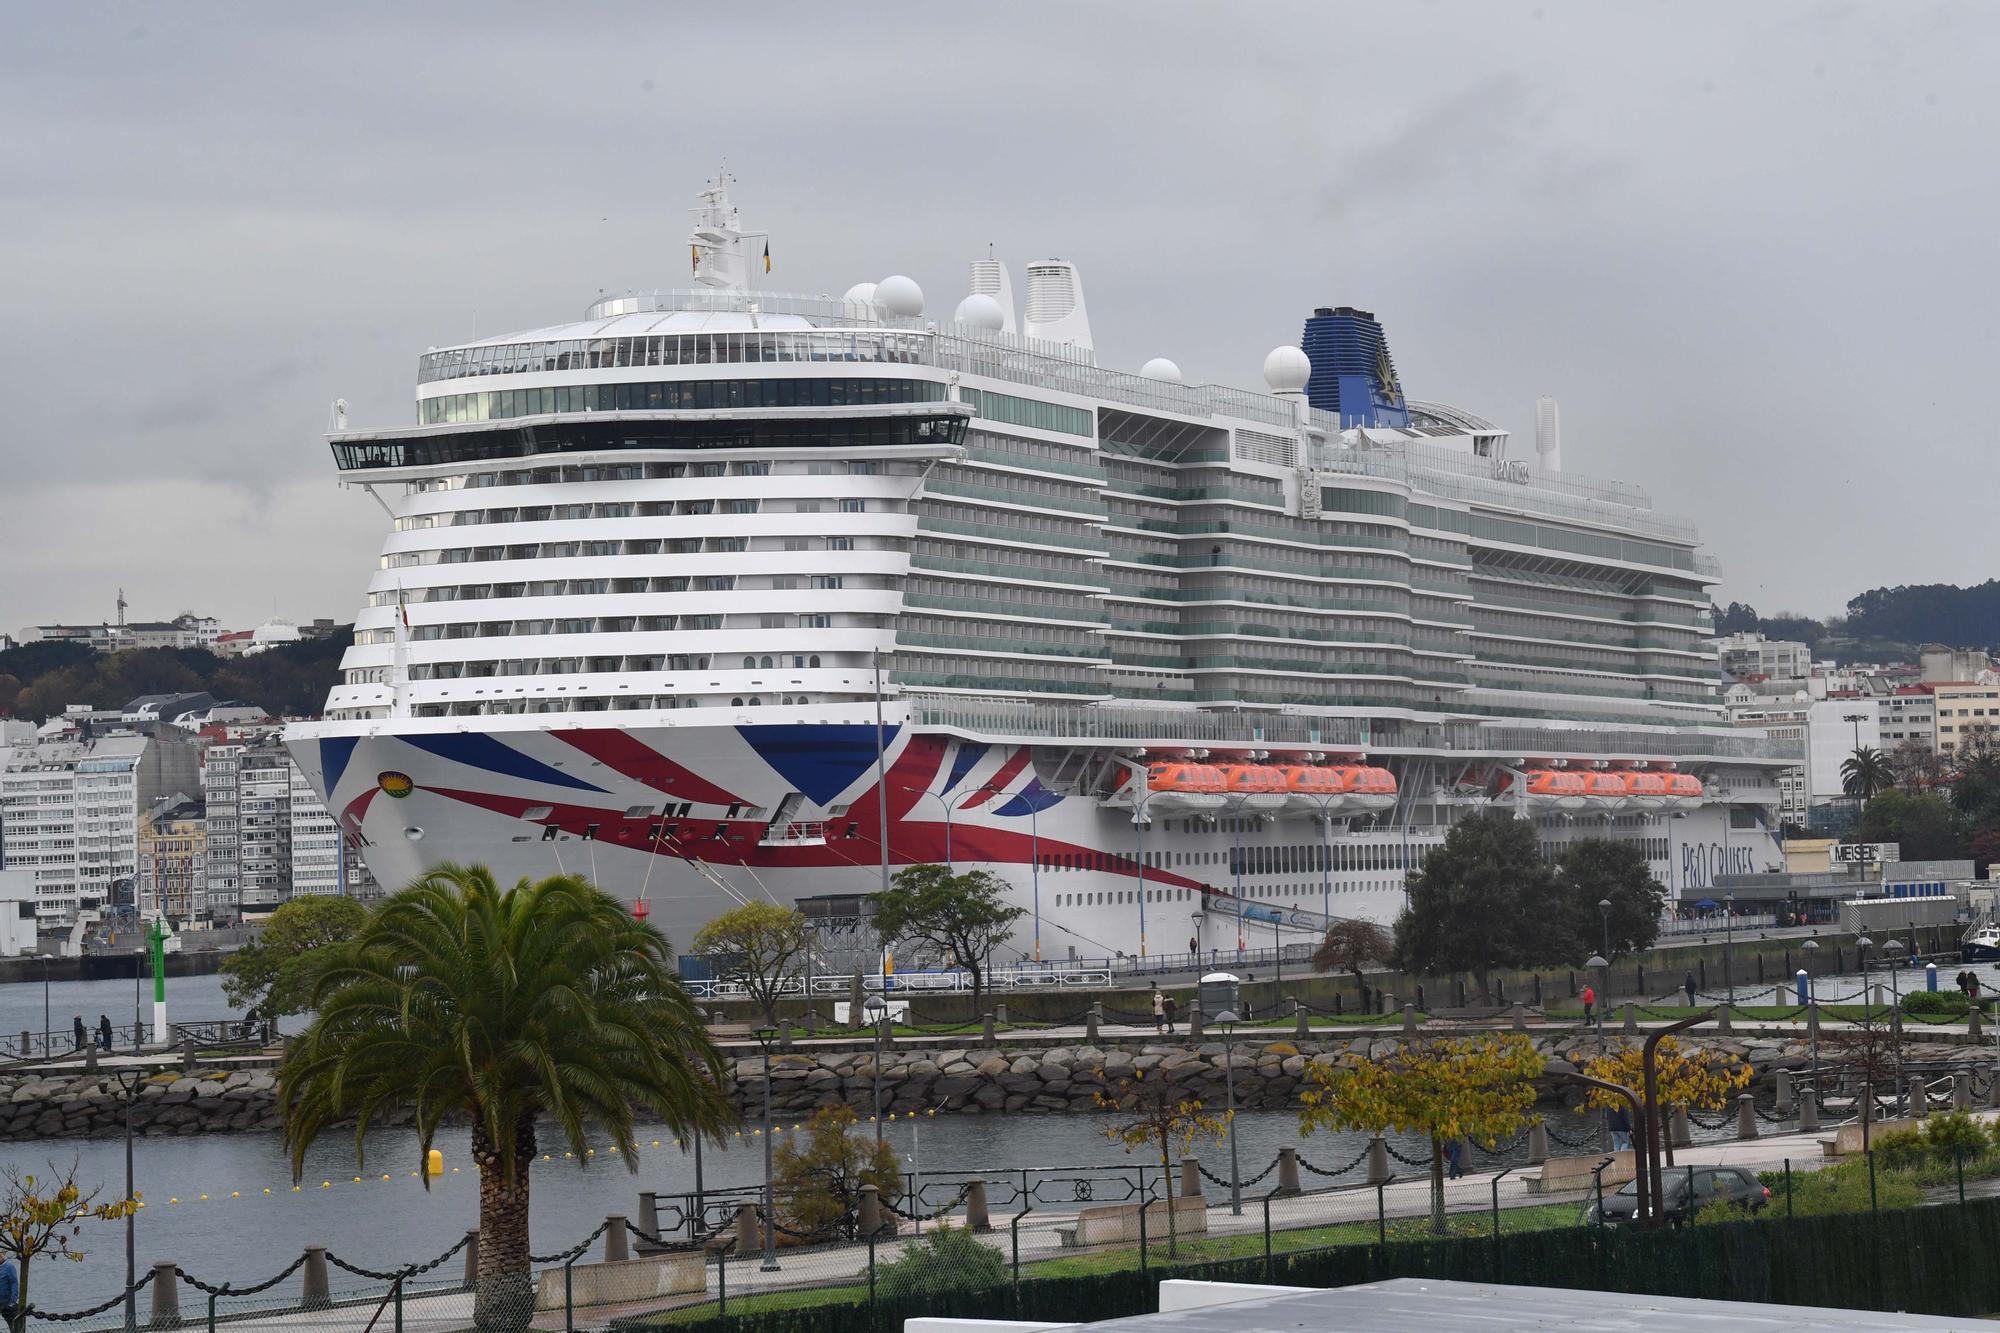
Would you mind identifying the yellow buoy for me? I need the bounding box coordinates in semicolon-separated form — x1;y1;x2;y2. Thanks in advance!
263;1189;271;1196
230;1192;239;1198
168;1198;178;1205
198;1195;208;1202
321;1181;331;1189
427;1149;444;1177
450;1166;459;1173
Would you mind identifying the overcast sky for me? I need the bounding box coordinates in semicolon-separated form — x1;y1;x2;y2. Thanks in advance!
3;1;1993;633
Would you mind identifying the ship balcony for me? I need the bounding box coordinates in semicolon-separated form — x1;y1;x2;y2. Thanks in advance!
759;821;828;847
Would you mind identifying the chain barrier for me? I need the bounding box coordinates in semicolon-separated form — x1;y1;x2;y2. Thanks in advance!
170;1252;310;1299
1687;1109;1731;1130
879;1182;976;1223
529;1218;610;1265
25;1268;158;1322
629;1217;732;1253
325;1232;471;1283
1466;1129;1529;1159
1381;1141;1434;1168
1752;1103;1793;1125
1196;1158;1278;1189
1297;1146;1371;1178
1543;1123;1601;1151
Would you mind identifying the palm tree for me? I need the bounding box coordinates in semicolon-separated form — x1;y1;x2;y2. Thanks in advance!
278;865;733;1329
1841;746;1895;801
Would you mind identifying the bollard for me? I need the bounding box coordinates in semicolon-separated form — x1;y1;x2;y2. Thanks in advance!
638;1193;659;1248
1509;1003;1527;1033
1382;991;1397;1016
1086;1004;1101;1042
1402;1003;1418;1034
1715;1006;1733;1035
858;1184;883;1238
1736;1093;1758;1140
1800;1093;1821;1133
1277;1146;1302;1196
1909;1077;1928;1119
1954;1072;1972;1111
1775;985;1788;1006
996;1003;1009;1028
181;1038;196;1073
1775;1069;1794;1117
966;1179;991;1232
1972;1008;1985;1042
848;974;865;1026
735;1201;760;1252
1622;1002;1637;1034
1189;1005;1204;1040
1873;983;1885;1007
1670;1105;1692;1149
302;1246;330;1309
1180;1155;1203;1201
462;1230;480;1286
1367;1135;1391;1185
1294;998;1309;1039
604;1214;629;1263
778;1017;793;1052
1990;1065;2000;1111
85;1043;98;1072
151;1260;180;1327
982;1012;996;1044
1528;1120;1549;1165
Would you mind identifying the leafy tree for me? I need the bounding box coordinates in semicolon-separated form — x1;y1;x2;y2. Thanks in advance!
1849;791;1968;862
1841;747;1895;801
0;1159;136;1319
0;631;351;723
874;865;1024;1013
691;901;810;1025
220;895;369;1020
1095;1067;1226;1258
1390;810;1570;999
1300;1034;1543;1231
277;864;731;1330
1579;1037;1750;1165
1886;739;1948;794
873;1222;1007;1304
1554;839;1666;959
1312;919;1390;986
772;1105;901;1239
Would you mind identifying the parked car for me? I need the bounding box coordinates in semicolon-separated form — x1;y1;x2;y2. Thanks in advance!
1581;1166;1770;1226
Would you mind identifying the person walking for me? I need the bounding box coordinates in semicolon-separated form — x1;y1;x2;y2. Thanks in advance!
1683;971;1698;1007
1162;993;1179;1035
1187;934;1198;960
0;1253;20;1333
1444;1138;1465;1179
1607;1103;1633;1152
96;1014;112;1051
1151;988;1166;1035
1972;973;1984;1003
1580;983;1596;1024
71;1014;85;1053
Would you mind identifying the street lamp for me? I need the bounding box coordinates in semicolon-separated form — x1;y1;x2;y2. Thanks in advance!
38;954;53;1058
1883;938;1908;1108
1597;899;1612;966
1215;1009;1243;1216
1586;956;1609;1031
752;1027;780;1272
1801;938;1821;1107
112;1067;145;1332
863;994;887;1143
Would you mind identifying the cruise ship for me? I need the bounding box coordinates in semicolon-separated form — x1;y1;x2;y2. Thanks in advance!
286;177;1801;963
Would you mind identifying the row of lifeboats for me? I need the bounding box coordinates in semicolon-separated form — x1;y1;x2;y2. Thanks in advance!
1141;762;1398;813
1506;767;1703;811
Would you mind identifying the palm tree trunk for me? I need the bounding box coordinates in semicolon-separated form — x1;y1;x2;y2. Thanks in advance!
472;1115;537;1331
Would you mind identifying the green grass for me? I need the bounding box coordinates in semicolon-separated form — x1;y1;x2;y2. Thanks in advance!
1541;1003;1931;1024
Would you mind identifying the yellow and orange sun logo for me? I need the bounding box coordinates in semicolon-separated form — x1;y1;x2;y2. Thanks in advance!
377;771;415;799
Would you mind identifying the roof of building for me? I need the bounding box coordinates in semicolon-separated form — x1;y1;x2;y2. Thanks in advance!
1080;1279;1972;1331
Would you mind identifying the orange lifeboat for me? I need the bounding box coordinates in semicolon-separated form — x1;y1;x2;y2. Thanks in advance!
1281;764;1351;813
1518;769;1586;808
1142;762;1227;810
1349;765;1398;810
1621;770;1669;808
1222;764;1287;809
1581;771;1627;803
1665;772;1704;808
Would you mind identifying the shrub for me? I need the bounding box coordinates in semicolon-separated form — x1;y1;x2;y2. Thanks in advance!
1925;1109;1989;1158
1788;1158;1922;1216
1902;990;1972;1016
873;1222;1008;1304
1870;1127;1931;1171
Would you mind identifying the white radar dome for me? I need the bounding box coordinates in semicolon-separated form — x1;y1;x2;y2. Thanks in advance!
952;293;1006;332
1262;345;1312;393
876;274;924;317
842;282;879;307
1139;357;1183;383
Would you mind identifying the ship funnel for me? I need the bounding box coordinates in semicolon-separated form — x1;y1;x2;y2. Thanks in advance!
1023;259;1093;356
1535;394;1562;471
967;257;1017;335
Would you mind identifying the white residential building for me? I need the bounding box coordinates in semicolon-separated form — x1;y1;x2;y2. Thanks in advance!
1717;632;1811;682
202;733;377;919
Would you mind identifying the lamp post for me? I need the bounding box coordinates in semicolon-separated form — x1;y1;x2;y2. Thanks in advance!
863;994;887;1143
1216;1008;1243;1216
897;786;955;868
1724;894;1736;1009
38;953;52;1057
1586;956;1609;1032
112;1067;144;1332
752;1027;780;1272
1802;938;1821;1105
1597;899;1612;967
1883;938;1908;1108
